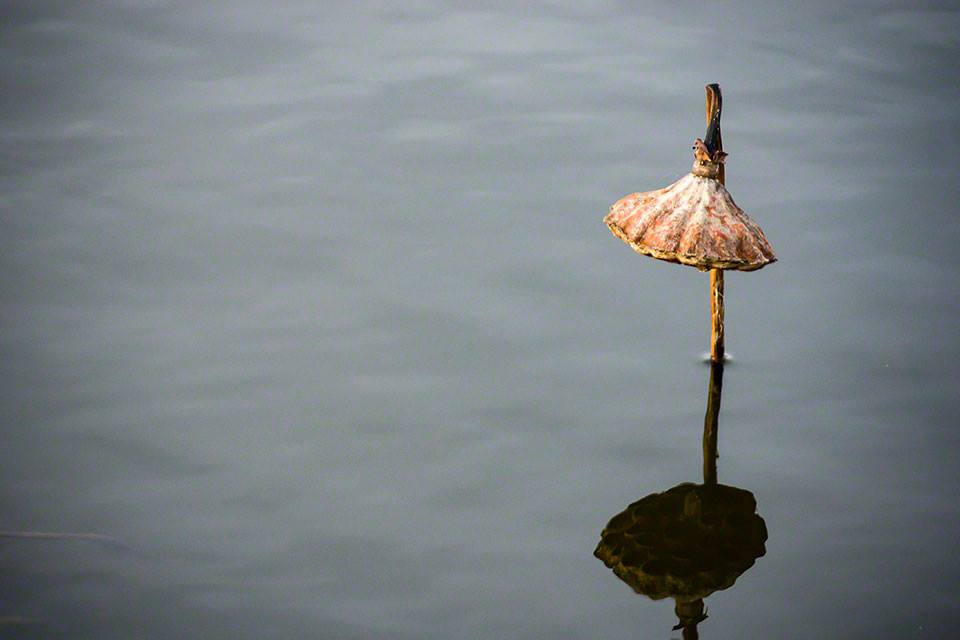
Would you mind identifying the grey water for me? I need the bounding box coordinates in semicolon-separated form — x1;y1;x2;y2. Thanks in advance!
2;2;959;638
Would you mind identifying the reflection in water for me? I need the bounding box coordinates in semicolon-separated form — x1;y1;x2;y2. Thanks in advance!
594;363;767;638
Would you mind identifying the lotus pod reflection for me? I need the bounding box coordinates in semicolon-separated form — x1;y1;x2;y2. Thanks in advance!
594;482;767;601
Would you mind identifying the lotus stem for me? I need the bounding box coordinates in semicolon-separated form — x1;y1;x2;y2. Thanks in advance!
706;84;726;363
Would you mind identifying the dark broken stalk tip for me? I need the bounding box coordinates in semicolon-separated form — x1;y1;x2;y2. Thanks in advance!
703;84;723;158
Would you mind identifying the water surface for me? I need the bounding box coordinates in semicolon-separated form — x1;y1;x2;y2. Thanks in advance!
1;2;959;638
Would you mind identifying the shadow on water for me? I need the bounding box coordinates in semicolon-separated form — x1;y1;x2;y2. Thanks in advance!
594;362;768;638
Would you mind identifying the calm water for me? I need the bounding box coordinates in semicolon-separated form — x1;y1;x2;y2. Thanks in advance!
2;2;959;638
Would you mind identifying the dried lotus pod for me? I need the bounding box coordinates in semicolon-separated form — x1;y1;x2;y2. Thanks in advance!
604;173;776;272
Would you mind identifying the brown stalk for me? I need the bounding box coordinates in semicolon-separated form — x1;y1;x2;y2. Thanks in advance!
706;85;725;363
